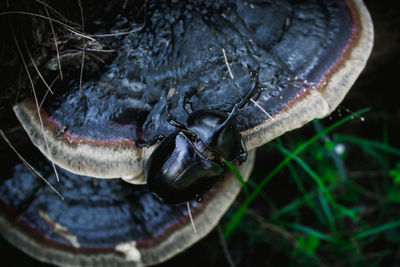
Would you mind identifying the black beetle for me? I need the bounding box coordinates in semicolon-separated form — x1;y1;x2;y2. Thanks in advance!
145;67;260;204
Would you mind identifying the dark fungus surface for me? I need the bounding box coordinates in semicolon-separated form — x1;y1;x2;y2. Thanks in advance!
0;136;255;265
0;149;190;247
44;0;353;144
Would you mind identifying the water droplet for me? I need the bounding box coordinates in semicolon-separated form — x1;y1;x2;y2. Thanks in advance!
334;143;346;155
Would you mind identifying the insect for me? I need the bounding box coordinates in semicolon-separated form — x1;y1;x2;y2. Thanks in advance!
145;66;260;204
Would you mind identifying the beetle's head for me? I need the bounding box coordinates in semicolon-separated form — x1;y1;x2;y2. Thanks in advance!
186;110;242;161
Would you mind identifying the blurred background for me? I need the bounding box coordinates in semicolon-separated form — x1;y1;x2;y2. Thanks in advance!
1;0;399;266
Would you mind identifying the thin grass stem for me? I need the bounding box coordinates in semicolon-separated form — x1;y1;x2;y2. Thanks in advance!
223;108;370;238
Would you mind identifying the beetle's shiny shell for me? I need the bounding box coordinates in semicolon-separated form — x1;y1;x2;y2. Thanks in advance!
146;131;224;204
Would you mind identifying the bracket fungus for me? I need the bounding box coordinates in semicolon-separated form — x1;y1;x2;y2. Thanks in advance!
1;0;373;266
0;147;255;266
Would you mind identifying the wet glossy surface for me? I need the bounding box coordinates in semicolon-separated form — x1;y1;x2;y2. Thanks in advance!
44;0;353;144
0;146;194;247
147;132;225;204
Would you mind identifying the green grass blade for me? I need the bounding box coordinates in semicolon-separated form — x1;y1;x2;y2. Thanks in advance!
313;120;347;180
287;161;326;224
318;190;336;232
223;108;370;238
224;160;249;198
272;182;344;219
360;145;389;169
355;220;400;239
247;179;276;210
335;203;360;222
279;145;337;233
344;179;379;200
272;197;306;219
279;148;335;208
287;223;335;242
334;134;400;157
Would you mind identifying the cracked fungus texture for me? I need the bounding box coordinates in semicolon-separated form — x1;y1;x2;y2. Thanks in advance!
0;158;192;247
44;0;352;144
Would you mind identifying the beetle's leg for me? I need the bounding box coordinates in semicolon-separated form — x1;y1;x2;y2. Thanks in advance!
238;138;247;164
168;119;199;139
235;65;261;110
138;134;165;148
218;103;240;131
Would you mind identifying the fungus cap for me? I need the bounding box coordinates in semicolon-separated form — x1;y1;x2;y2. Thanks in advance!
3;0;373;265
13;0;373;183
0;147;254;266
